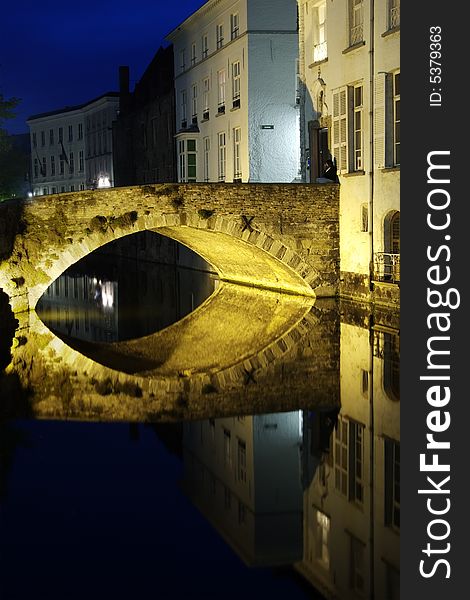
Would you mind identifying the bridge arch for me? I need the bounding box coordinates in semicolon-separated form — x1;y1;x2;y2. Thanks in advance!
0;183;339;313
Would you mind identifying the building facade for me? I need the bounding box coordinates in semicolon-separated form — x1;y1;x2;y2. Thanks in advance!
167;0;300;184
298;0;400;305
296;308;400;599
27;93;119;196
112;47;176;187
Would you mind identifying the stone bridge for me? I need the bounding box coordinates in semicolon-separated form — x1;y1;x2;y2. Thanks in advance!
0;183;339;314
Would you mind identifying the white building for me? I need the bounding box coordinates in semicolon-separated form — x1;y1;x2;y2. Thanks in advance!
27;93;119;196
166;0;300;184
298;0;400;304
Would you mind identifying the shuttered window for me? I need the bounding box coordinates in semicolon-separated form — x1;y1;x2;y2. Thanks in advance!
332;87;348;173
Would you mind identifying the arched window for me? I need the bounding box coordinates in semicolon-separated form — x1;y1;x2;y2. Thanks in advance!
384;210;400;254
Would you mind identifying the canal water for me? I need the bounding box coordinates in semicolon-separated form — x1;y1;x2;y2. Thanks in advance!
0;232;400;600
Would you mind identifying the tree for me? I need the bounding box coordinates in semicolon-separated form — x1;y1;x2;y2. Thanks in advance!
0;93;27;201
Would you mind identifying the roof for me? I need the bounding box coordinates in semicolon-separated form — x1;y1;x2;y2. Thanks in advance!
27;92;119;122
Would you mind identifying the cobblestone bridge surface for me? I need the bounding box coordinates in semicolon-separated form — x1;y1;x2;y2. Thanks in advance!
0;183;339;314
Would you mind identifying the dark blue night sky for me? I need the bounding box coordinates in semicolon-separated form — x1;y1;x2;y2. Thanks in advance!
1;0;206;134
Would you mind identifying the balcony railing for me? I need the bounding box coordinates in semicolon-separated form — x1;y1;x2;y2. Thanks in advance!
390;6;400;29
350;24;363;46
313;41;328;63
373;252;400;284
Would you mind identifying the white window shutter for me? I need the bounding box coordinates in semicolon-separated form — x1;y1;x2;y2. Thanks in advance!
374;73;386;169
332;87;349;173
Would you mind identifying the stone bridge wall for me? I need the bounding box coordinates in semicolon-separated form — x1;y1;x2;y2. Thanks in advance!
0;183;339;313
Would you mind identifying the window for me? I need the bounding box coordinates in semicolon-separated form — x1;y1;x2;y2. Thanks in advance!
332;87;348;173
315;509;330;568
203;136;210;181
60;157;65;175
40;131;45;146
191;42;197;66
180;90;187;126
237;439;246;482
230;13;239;40
50;155;56;176
232;61;241;107
79;183;85;191
179;49;186;72
41;157;46;177
177;138;197;182
32;132;37;148
68;125;73;142
217;70;226;112
34;158;39;178
78;123;83;140
69;152;74;174
353;85;363;170
350;535;366;594
383;331;400;400
384;438;400;530
361;203;368;232
216;23;224;49
202;34;208;58
350;0;364;46
49;129;54;145
79;150;84;172
333;417;364;505
191;84;198;123
203;77;210;119
223;428;231;466
42;186;48;195
332;84;364;174
233;127;241;181
58;127;63;142
389;0;400;29
313;1;327;62
218;132;226;181
51;187;57;194
393;72;400;165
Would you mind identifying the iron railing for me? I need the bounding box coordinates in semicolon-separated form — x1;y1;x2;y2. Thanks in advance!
350;24;363;46
313;41;328;63
373;252;400;284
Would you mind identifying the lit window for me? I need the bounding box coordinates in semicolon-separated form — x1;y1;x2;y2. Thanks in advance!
315;509;330;568
333;416;364;504
313;1;327;62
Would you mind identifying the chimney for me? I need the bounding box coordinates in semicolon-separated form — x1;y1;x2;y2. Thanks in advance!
119;66;130;114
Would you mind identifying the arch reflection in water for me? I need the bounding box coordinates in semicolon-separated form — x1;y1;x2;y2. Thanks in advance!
36;238;218;344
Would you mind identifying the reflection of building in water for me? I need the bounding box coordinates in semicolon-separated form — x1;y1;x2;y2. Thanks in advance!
37;234;218;343
182;412;304;566
38;274;119;342
296;311;400;600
